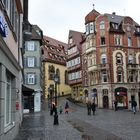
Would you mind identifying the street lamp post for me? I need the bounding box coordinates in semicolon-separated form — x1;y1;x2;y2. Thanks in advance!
54;73;59;106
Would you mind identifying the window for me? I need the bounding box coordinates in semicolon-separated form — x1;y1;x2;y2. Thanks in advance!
27;57;35;67
27;74;35;84
69;38;73;44
116;53;122;64
90;22;94;33
100;21;105;29
128;37;132;47
26;41;35;51
117;67;123;82
101;71;108;83
128;55;134;64
136;27;140;32
115;35;122;45
68;46;77;55
112;23;118;29
85;24;89;35
137;37;140;48
4;72;12;128
100;37;105;45
101;54;106;64
129;71;134;82
10;0;19;38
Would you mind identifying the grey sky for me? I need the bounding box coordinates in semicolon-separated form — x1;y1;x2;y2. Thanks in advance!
29;0;140;43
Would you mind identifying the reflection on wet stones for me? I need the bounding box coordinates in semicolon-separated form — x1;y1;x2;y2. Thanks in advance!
82;134;94;140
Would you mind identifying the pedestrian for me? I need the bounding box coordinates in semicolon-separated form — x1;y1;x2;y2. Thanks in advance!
87;101;92;115
53;111;59;125
91;102;96;115
59;105;63;114
132;100;137;114
65;101;69;114
114;100;118;111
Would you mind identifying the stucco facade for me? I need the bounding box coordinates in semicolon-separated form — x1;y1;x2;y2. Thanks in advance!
0;1;23;140
42;36;71;101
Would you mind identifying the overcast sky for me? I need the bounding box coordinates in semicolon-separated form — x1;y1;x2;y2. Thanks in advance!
28;0;140;43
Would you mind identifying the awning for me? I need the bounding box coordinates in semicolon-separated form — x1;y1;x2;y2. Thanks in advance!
22;85;34;96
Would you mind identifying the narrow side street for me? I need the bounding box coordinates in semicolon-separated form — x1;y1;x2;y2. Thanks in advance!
14;98;140;140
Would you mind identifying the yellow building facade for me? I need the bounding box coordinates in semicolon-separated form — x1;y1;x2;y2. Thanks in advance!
44;62;71;98
42;35;71;100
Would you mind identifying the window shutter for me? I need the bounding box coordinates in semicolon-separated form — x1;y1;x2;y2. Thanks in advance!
24;57;27;67
35;75;37;84
34;57;37;67
24;74;28;84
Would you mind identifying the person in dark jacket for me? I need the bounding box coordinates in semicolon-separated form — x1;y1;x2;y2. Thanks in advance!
91;102;96;115
132;100;137;114
114;100;118;111
87;101;92;115
65;101;69;114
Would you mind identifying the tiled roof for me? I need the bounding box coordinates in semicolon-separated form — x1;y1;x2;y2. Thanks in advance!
69;30;84;46
105;13;124;24
85;9;100;24
42;36;68;65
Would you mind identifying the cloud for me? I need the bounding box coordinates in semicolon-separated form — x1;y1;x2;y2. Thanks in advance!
29;0;140;43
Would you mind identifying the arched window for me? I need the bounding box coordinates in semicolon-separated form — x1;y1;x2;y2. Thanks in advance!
101;54;107;64
100;21;105;29
116;53;123;64
117;67;123;82
48;65;55;80
56;68;60;84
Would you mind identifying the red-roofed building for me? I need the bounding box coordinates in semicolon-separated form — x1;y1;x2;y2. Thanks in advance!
42;36;71;100
67;30;85;99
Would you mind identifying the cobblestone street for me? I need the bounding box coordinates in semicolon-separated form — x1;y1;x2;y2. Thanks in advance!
14;99;140;140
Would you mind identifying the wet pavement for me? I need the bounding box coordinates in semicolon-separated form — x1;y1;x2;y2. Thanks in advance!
14;99;140;140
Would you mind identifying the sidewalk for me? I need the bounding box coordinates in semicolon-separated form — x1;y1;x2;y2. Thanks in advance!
14;101;82;140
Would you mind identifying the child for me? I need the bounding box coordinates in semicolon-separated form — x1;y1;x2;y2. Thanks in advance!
59;105;63;114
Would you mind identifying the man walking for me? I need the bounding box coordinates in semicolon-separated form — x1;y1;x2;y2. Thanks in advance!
132;100;137;114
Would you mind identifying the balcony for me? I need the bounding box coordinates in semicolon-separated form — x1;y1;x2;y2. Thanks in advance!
68;78;82;85
67;64;81;72
67;51;79;60
86;47;96;54
88;65;97;72
98;63;110;70
127;64;139;70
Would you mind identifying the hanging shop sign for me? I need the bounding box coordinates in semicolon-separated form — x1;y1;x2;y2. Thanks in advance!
0;16;8;37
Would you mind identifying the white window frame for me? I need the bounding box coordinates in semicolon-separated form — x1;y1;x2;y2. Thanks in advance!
101;54;106;64
27;41;35;51
115;35;122;45
4;73;12;128
100;21;105;29
27;57;35;67
27;74;35;84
